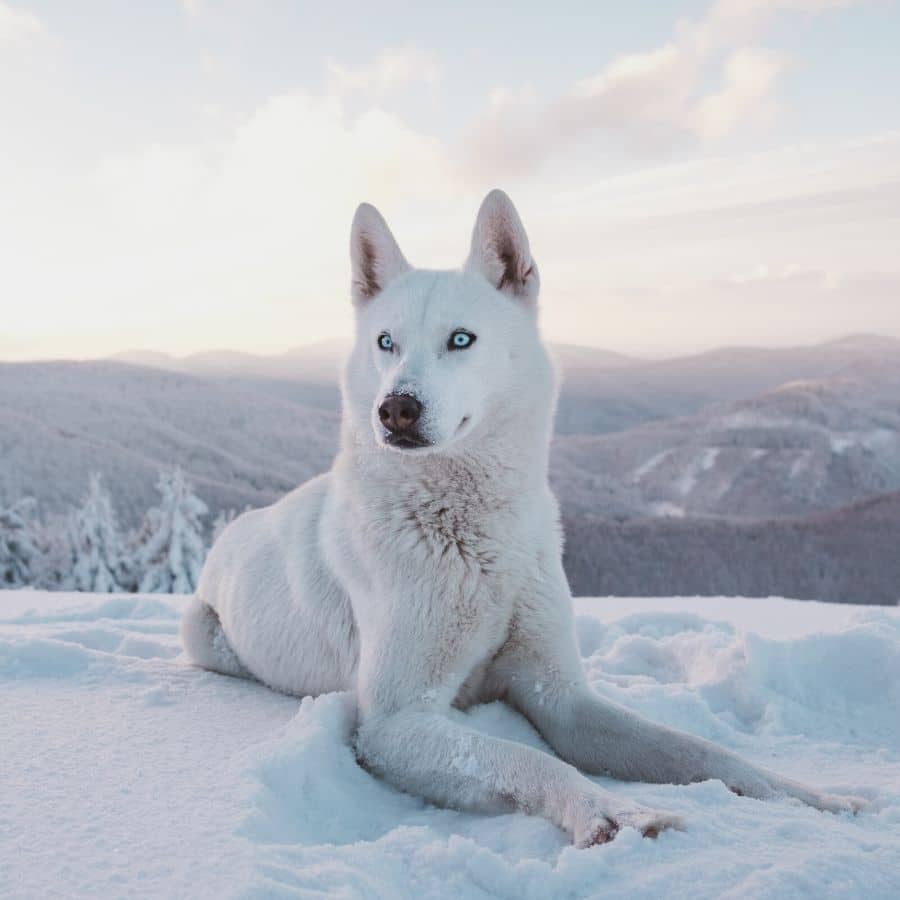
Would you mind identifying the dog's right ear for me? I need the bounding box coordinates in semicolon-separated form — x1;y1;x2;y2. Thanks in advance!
350;203;410;307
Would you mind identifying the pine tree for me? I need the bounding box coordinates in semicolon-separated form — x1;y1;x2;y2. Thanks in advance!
135;467;209;594
0;498;39;588
31;513;76;591
69;474;125;592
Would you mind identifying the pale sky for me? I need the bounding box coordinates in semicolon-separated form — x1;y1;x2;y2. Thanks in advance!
1;0;899;360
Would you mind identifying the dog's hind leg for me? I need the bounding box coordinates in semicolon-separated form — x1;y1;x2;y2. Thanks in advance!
180;596;250;679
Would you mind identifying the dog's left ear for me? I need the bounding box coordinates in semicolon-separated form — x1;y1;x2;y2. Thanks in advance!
465;189;539;304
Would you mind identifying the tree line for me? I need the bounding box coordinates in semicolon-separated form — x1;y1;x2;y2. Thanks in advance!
6;472;897;604
0;469;236;594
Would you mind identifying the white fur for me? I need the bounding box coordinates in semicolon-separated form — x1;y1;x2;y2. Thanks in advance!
183;190;865;845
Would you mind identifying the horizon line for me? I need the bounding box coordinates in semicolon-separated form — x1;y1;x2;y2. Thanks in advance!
3;331;899;367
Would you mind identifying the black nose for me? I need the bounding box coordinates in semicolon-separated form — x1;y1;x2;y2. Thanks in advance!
378;394;423;434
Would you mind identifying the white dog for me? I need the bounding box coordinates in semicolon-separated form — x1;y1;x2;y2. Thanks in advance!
182;191;864;845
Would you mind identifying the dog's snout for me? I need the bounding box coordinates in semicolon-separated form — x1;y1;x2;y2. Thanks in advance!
378;394;423;434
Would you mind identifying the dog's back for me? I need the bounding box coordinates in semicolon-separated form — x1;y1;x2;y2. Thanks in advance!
190;473;358;694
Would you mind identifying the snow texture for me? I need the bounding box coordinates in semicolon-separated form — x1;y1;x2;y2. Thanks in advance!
1;592;898;899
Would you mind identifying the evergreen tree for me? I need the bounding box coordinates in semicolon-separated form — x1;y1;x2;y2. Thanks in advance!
69;474;125;592
0;498;39;588
31;513;76;591
135;467;209;593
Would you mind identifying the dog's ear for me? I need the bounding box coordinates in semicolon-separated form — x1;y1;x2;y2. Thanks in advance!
350;203;410;306
465;189;539;304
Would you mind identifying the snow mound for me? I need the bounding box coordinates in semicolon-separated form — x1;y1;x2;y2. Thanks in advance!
581;609;900;745
2;591;899;898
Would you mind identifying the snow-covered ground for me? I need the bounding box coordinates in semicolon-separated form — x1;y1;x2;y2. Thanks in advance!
2;591;899;899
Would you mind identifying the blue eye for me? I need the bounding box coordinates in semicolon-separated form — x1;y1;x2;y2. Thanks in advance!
448;330;476;351
377;333;393;352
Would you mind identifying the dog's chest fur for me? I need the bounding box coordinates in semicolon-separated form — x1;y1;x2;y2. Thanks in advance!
335;450;538;704
354;450;534;586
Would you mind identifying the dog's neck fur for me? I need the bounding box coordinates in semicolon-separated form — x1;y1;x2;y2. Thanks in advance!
336;390;554;522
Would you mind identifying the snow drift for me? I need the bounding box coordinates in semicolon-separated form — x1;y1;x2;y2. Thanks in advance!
2;591;898;898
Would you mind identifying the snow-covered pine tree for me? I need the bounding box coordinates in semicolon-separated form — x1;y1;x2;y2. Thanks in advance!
135;467;209;594
0;498;39;588
69;473;125;592
31;513;77;591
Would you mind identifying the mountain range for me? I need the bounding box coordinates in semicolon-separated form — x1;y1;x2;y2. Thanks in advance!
3;334;900;602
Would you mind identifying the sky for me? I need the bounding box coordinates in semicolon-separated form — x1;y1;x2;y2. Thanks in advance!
1;0;899;360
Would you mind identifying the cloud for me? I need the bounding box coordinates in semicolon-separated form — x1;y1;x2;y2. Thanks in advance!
513;130;900;353
327;46;440;100
0;1;44;48
0;30;896;360
10;110;897;359
692;48;785;139
691;0;862;53
180;0;202;18
656;267;900;353
0;89;465;358
465;0;862;177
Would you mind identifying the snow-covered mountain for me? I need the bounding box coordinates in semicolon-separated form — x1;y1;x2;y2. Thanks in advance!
6;337;900;526
111;340;638;383
110;344;345;411
109;334;900;437
3;590;897;898
0;361;338;526
552;360;900;520
5;335;900;602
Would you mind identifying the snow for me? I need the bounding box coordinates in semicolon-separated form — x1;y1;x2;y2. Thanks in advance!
2;591;899;899
631;449;673;482
830;428;899;455
673;447;721;497
649;501;686;518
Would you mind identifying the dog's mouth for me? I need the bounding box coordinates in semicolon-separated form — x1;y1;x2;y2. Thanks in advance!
383;432;432;451
378;418;471;452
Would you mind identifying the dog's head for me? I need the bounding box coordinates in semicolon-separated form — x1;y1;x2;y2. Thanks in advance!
342;190;554;455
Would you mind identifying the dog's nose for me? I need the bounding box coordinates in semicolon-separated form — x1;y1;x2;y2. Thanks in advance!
378;394;423;434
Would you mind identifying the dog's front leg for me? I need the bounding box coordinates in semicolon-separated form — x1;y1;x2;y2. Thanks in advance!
511;674;864;812
500;570;866;815
353;628;680;845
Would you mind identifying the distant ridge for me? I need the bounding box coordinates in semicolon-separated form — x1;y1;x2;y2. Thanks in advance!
109;339;348;382
106;334;900;377
563;490;900;605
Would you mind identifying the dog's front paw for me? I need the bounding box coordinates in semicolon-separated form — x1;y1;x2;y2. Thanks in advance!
569;795;683;848
573;814;619;848
614;805;685;839
807;791;869;816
